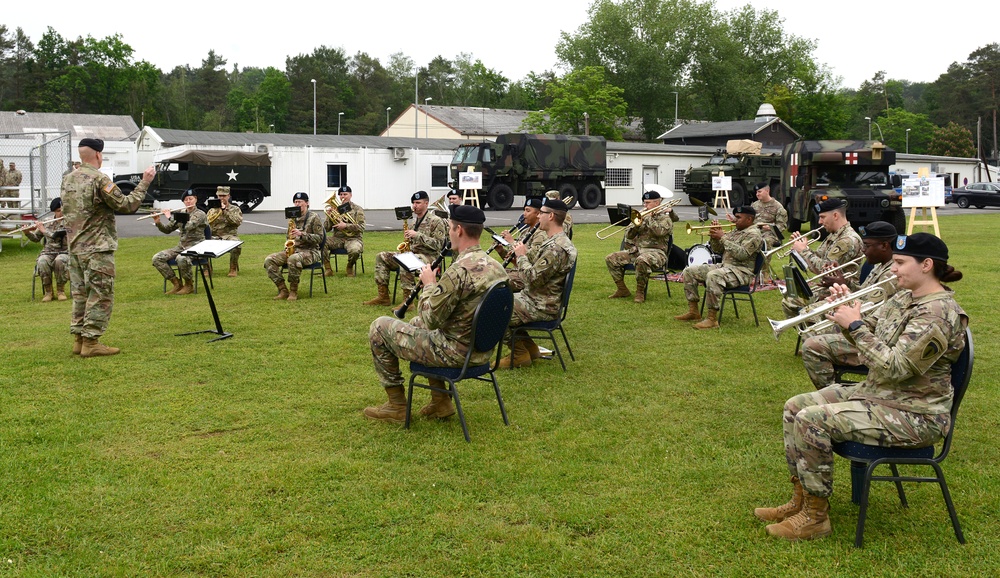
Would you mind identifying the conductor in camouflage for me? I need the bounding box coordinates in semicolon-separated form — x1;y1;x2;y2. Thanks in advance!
151;190;207;295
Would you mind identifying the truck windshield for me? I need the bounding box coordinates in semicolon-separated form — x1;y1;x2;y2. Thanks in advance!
451;146;479;164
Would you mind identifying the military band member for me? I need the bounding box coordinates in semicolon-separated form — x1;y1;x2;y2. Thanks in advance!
781;198;863;318
447;189;464;207
544;189;573;237
606;189;673;303
365;205;508;423
675;205;763;329
321;184;366;277
364;190;447;306
498;197;547;291
208;186;243;277
25;198;70;302
499;197;577;369
756;233;967;541
800;221;900;389
5;162;23;186
751;181;787;250
63;138;155;357
263;192;324;301
152;191;207;295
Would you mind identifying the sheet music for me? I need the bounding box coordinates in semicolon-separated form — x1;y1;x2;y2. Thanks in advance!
182;239;243;258
393;251;427;273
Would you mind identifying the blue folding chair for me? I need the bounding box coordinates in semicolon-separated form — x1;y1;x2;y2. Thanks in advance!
700;251;765;326
509;261;577;371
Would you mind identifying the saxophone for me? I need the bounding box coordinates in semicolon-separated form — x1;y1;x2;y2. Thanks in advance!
397;218;410;252
284;217;296;256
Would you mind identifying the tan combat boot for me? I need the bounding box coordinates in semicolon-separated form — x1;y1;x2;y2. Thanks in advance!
41;280;54;302
608;279;631;299
766;493;832;541
72;334;83;355
175;279;194;295
499;340;533;369
363;284;391;306
363;385;408;423
273;279;289;300
346;258;357;278
57;283;67;301
228;262;238;277
525;338;541;360
634;278;648;303
287;282;299;301
323;258;334;278
420;379;456;419
755;477;804;522
675;300;702;321
166;277;182;295
693;309;719;330
80;337;121;357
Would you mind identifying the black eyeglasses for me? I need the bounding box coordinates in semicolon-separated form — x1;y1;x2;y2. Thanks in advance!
539;210;553;215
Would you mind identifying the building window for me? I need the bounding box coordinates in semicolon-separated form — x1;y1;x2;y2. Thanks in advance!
606;167;632;188
327;164;348;188
673;169;686;192
431;165;449;188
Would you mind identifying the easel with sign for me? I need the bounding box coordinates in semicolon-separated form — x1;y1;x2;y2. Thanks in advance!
458;170;481;208
903;168;942;237
712;172;732;211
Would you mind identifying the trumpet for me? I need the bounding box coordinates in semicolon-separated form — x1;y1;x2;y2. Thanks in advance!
803;256;864;288
685;222;736;234
762;228;823;259
596;199;680;240
137;204;193;221
6;215;64;235
767;277;896;340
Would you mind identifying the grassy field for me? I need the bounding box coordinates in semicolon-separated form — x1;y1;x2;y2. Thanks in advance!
1;214;998;577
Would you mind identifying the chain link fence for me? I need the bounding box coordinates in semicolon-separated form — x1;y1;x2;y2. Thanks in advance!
1;131;72;218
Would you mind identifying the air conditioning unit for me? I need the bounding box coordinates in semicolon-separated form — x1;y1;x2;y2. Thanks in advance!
393;147;409;161
255;143;273;156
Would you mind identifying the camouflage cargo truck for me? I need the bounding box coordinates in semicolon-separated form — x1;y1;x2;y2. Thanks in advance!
449;133;606;210
779;140;904;233
682;139;783;207
115;150;271;213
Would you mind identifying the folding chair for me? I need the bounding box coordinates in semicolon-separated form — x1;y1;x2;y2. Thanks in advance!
622;235;672;298
701;251;765;326
406;280;514;442
509;262;577;371
833;327;974;547
329;248;365;274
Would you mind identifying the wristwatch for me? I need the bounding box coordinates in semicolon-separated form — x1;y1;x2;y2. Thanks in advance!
848;320;865;333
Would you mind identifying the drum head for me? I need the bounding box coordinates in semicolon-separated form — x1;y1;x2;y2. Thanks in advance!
687;244;714;267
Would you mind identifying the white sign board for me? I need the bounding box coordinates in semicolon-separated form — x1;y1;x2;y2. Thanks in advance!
901;177;945;208
458;171;482;190
712;176;732;191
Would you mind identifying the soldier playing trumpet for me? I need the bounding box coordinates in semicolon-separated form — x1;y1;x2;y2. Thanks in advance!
208;186;243;277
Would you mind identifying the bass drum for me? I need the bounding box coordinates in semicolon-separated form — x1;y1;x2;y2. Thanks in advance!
686;243;721;267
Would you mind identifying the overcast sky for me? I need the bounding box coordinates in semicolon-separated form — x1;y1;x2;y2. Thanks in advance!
6;0;991;92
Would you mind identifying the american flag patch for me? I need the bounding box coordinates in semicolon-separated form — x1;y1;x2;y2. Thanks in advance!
103;182;115;193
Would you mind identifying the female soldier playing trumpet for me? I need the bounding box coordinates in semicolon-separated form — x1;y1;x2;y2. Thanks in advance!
756;233;968;541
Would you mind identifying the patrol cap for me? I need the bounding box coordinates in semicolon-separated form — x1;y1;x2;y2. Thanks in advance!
524;197;544;209
859;221;896;239
450;204;486;224
815;198;847;214
338;185;352;193
894;233;948;262
182;190;198;200
78;138;105;152
642;190;661;201
447;189;462;198
216;186;231;196
50;197;62;211
733;205;756;216
754;182;770;191
293;192;309;202
542;198;569;212
411;190;429;202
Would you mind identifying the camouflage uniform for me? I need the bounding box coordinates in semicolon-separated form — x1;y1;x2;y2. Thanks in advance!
373;211;447;295
369;245;508;387
208;203;243;269
782;289;968;498
26;221;70;288
263;211;323;284
0;159;12;214
324;201;366;265
5;167;23;186
62;162;148;339
509;232;576;330
682;225;762;310
544;190;573;237
781;223;863;317
605;211;673;284
152;209;208;283
500;227;547;292
752;198;787;250
801;261;901;388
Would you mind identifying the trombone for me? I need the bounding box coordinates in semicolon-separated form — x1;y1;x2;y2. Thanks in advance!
596;199;680;240
762;228;823;259
767;277;896;340
803;256;864;288
686;222;735;234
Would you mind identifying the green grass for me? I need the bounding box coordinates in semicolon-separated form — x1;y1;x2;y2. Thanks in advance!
1;215;999;576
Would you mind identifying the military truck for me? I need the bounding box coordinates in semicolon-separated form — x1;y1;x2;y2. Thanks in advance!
448;133;607;210
115;150;271;213
779;140;904;233
682;139;783;207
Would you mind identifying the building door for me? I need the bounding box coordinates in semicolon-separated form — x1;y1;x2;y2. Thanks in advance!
643;166;658;186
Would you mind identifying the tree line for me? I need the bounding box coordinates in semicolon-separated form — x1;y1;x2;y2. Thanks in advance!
1;1;997;162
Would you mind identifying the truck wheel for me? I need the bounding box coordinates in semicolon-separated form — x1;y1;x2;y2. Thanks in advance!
578;183;602;209
888;210;906;234
728;182;745;208
558;183;578;207
956;197;970;209
487;184;514;210
787;216;803;235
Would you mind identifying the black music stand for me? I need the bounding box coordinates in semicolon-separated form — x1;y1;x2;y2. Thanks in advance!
178;239;243;342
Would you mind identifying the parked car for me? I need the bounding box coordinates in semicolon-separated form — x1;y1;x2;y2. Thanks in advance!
949;182;1000;208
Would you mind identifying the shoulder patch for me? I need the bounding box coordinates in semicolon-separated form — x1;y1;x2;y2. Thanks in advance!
103;182;116;193
921;338;943;361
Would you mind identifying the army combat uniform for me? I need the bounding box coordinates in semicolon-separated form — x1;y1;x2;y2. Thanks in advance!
62;162;148;340
373;211;447;296
752;197;787;250
781;222;863;317
682;224;762;311
323;201;366;274
208;203;243;273
263;210;324;287
26;221;70;300
369;245;508;387
152;209;208;286
782;289;968;499
509;231;576;328
605;210;673;289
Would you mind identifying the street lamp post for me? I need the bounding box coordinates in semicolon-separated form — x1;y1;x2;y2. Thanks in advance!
386;106;391;131
906;128;911;154
338;112;344;135
424;97;432;138
669;91;678;126
583;112;589;135
311;79;317;135
864;116;871;140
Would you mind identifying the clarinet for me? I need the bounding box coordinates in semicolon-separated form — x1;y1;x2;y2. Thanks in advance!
393;242;453;319
501;223;539;268
485;215;527;255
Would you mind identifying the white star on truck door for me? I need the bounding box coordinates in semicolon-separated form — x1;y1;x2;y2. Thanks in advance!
226;170;239;181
